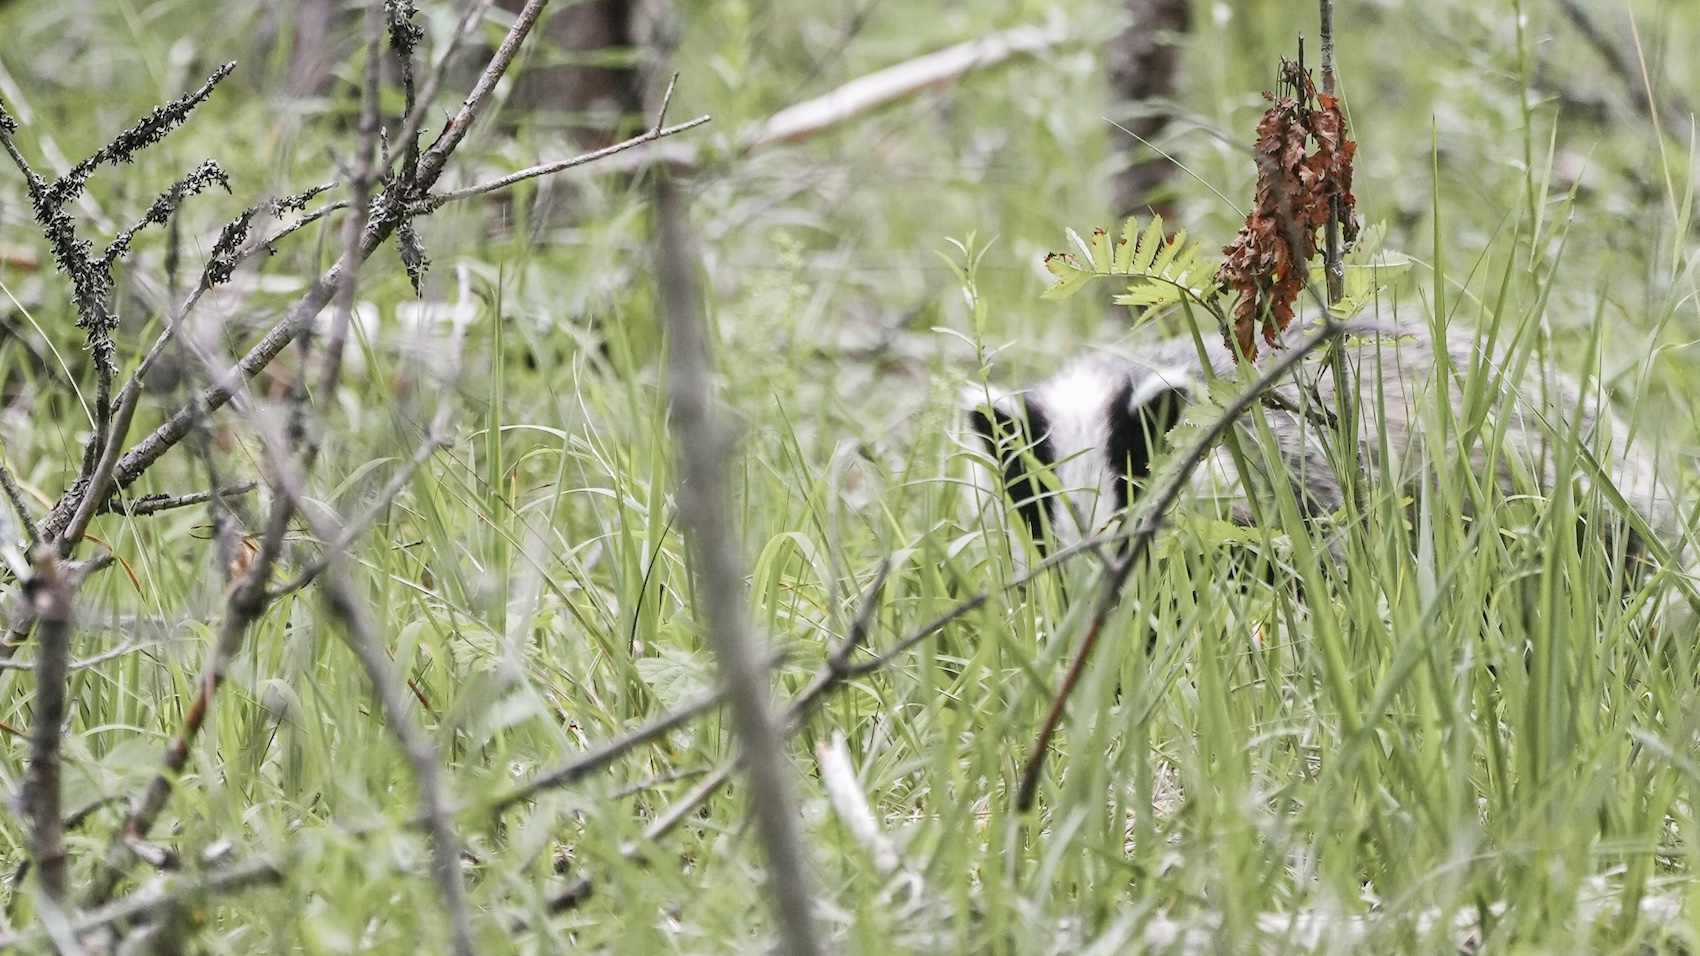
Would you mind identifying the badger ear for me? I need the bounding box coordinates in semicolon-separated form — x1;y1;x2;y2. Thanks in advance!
964;387;1056;551
1105;382;1189;513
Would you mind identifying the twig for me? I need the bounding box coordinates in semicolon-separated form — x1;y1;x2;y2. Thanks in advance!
386;0;499;186
816;732;898;873
202;343;468;943
316;563;477;956
414;0;552;189
0;857;282;949
22;549;76;901
545;565;893;915
782;560;891;716
1318;1;1344;308
0;452;41;548
87;494;293;906
36;1;564;541
268;422;450;599
57;364;144;555
579;19;1074;177
424;72;692;209
486;690;725;816
0;634;144;671
93;481;260;518
3;65;234;550
537;526;1173;915
740;22;1068;152
638;761;738;846
655;171;820;956
425;115;711;209
1014;319;1348;811
311;0;387;434
75;90;707;520
1318;0;1336;97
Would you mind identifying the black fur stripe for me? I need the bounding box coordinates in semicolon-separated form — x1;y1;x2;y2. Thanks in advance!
1105;385;1185;514
969;397;1057;553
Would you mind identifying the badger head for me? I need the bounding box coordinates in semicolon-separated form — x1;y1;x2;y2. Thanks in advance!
965;355;1197;554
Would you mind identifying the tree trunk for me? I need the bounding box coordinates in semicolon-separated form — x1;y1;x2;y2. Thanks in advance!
1108;0;1192;221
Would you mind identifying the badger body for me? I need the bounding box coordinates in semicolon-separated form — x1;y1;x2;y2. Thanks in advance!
965;319;1680;564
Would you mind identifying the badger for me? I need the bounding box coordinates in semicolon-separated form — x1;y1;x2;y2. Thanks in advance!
964;318;1683;575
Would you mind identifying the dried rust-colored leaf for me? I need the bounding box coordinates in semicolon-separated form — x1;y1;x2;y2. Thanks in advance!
1217;59;1357;360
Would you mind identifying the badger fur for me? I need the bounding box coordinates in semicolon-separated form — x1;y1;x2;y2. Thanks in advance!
964;319;1682;569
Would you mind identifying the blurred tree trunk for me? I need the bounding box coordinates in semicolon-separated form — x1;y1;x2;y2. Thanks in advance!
497;0;648;150
286;0;345;97
1108;0;1191;221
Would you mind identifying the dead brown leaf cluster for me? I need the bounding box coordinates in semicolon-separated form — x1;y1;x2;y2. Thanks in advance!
1218;58;1358;358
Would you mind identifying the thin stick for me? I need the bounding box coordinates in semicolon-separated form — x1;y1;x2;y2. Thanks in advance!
22;549;75;900
79;106;708;517
317;565;477;956
267;422;449;599
314;0;387;409
486;690;725;815
1014;319;1347;811
0;857;281;949
93;481;260;518
655;171;821;956
543;567;893;914
414;0;552;188
0;453;40;548
425;115;710;209
740;22;1066;152
87;494;293;905
387;0;499;187
57;368;143;554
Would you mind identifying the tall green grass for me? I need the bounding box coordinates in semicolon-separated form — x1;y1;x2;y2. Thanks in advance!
0;0;1696;952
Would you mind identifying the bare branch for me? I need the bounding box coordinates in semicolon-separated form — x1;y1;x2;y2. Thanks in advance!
316;565;476;955
487;691;725;815
414;0;553;189
315;0;389;413
551;21;1070;177
0;101;46;192
100;160;230;268
740;22;1067;152
0;635;144;672
57;369;144;555
637;761;738;847
22;549;76;901
87;493;292;906
0;857;281;949
267;422;449;599
424;115;710;210
73;101;709;525
388;0;497;189
0;451;41;549
655;174;820;956
36;63;234;212
93;481;260;518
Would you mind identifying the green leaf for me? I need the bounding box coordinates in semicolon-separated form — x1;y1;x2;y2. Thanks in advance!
1044;214;1222;316
1041;251;1097;300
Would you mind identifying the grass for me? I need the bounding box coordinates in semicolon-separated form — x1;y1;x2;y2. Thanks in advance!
0;0;1697;952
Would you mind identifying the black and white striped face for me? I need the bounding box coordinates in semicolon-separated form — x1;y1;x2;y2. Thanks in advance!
965;355;1195;553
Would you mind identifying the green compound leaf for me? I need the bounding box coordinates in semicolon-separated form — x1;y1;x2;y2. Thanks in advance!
1043;215;1222;319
